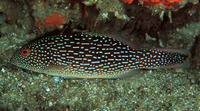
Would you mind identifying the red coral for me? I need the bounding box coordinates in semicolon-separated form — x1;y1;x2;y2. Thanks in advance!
140;0;185;9
121;0;134;4
35;12;69;29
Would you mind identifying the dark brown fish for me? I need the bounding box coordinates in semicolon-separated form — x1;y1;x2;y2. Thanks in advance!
10;33;190;78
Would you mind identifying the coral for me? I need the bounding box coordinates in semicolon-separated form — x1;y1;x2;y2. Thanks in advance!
139;0;188;11
121;0;134;4
35;12;70;29
138;0;199;23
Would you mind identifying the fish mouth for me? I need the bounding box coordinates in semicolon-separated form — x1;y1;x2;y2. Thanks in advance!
10;54;21;66
10;55;16;65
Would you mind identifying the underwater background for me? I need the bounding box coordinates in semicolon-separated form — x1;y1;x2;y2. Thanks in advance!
0;0;199;110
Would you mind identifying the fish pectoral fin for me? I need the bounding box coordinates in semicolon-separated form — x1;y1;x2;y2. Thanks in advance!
44;64;67;73
109;69;143;79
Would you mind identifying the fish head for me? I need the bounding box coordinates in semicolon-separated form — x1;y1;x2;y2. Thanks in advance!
10;43;45;72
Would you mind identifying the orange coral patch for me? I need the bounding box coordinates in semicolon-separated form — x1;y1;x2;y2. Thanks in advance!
121;0;134;4
35;12;69;29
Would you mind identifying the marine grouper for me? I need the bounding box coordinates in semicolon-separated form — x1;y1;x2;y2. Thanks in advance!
10;33;190;78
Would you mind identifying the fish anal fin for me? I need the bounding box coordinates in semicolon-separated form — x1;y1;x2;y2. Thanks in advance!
108;70;142;79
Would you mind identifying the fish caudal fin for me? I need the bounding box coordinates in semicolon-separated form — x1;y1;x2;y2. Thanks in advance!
156;49;191;69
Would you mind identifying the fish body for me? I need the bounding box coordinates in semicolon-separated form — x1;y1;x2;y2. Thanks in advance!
11;33;189;78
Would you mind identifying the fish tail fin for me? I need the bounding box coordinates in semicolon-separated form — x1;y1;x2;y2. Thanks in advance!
178;49;191;68
157;49;191;69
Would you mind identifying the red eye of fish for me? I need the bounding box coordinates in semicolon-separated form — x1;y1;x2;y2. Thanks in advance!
21;49;29;56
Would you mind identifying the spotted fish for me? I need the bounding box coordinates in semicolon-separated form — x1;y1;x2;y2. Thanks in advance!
10;33;190;78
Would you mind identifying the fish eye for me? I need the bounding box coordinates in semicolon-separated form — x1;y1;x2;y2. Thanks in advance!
21;49;29;56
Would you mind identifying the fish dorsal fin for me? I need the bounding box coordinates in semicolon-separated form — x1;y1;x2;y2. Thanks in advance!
104;34;137;49
83;33;137;49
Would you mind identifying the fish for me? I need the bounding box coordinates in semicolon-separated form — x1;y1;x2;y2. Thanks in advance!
10;33;190;78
